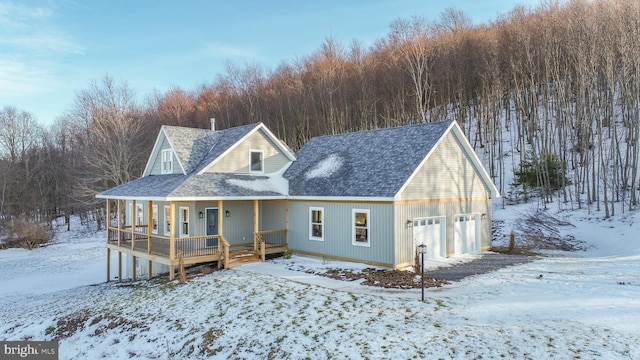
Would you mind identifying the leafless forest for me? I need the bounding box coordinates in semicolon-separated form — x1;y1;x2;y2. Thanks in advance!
1;0;639;234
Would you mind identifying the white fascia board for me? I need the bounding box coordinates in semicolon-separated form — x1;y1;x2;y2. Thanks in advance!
162;130;187;175
95;194;169;202
166;196;288;201
257;123;297;161
142;127;167;177
287;196;394;203
449;123;501;198
393;121;456;200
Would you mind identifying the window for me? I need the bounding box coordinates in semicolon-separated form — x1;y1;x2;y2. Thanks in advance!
164;205;171;236
136;204;144;226
250;150;264;173
161;149;173;174
352;209;370;247
309;207;324;241
179;207;189;237
151;205;158;234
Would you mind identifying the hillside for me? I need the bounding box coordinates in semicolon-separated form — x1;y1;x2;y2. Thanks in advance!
0;208;638;359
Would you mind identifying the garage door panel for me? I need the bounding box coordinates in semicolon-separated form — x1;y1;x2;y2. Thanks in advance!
413;217;445;260
454;214;478;255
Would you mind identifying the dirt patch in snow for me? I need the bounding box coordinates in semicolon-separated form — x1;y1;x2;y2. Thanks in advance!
317;268;449;289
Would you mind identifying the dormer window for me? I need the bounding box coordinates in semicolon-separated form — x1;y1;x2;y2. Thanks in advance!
250;150;264;173
161;149;173;174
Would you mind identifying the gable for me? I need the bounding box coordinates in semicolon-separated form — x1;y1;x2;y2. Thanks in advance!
202;127;292;174
397;125;498;200
146;135;182;176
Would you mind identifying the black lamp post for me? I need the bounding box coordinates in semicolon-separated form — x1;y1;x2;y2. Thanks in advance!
418;243;427;301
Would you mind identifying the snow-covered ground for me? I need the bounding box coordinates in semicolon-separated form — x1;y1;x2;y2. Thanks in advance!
1;206;639;359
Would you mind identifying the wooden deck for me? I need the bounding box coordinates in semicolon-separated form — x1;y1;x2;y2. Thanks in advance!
106;227;288;279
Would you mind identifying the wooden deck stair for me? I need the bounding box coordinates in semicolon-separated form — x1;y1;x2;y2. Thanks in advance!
226;251;262;269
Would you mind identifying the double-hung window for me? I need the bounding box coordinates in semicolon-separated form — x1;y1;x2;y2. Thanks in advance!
151;205;158;234
164;205;171;236
352;209;370;247
161;149;173;174
250;150;264;173
179;207;189;237
309;207;324;241
136;204;144;227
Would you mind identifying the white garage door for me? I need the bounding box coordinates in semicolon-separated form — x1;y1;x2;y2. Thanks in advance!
454;214;480;255
413;217;446;259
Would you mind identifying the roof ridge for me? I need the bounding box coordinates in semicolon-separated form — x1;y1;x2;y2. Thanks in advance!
309;120;453;141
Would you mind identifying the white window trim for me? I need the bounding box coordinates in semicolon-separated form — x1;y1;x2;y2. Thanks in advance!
249;149;264;173
179;206;189;237
151;205;158;234
309;207;324;241
164;205;171;237
352;209;370;247
161;149;173;174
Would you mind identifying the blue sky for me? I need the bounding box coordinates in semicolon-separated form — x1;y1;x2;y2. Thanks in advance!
0;0;535;127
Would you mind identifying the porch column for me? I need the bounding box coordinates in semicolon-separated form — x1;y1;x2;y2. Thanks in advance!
169;201;176;281
106;199;111;283
132;255;137;281
253;199;259;252
253;200;259;233
106;198;111;234
147;200;152;254
285;200;289;246
106;248;111;282
148;260;152;280
118;251;122;283
131;199;136;251
217;200;223;237
117;200;123;247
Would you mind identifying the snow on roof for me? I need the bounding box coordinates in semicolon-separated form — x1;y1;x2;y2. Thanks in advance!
224;165;290;195
304;153;343;180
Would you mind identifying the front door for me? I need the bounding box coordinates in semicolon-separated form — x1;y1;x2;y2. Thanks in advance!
206;208;218;247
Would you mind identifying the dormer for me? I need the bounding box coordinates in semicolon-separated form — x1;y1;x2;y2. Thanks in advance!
197;123;295;175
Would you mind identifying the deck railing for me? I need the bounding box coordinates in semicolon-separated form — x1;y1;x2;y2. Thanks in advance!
107;227;221;260
175;235;220;258
256;229;288;247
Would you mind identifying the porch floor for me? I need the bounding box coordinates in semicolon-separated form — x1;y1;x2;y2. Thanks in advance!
108;239;287;264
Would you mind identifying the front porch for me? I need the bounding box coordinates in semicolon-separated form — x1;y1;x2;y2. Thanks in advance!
104;199;288;281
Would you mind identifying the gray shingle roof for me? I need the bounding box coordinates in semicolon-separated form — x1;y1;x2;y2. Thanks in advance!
98;120;456;200
284;120;454;197
99;173;285;198
162;126;211;174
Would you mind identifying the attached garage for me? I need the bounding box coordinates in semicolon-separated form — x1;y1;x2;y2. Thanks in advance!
412;216;446;259
454;214;480;255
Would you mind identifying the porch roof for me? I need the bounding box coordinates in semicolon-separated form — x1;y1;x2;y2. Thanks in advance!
96;172;287;200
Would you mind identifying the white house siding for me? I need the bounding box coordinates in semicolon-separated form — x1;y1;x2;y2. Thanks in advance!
148;136;181;175
288;201;395;267
393;199;492;266
399;130;490;200
205;129;290;174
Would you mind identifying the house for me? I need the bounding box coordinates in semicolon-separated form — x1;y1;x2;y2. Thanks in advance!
96;119;499;281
